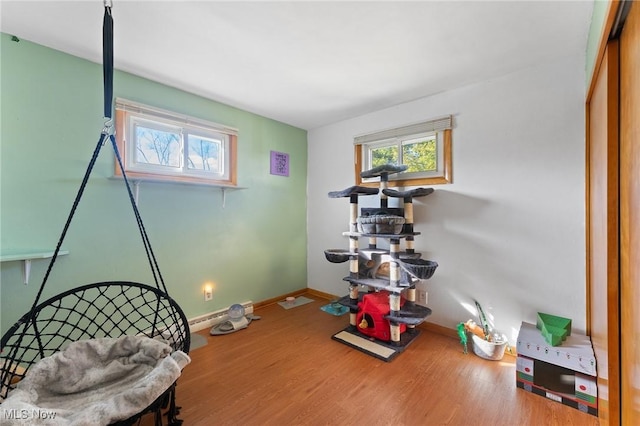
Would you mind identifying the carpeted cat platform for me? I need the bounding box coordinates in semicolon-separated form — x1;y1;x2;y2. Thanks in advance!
332;327;421;362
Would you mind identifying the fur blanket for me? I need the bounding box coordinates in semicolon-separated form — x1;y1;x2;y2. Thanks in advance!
1;336;190;425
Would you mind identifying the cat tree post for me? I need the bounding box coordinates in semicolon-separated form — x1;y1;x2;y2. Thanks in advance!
389;237;402;344
348;193;360;328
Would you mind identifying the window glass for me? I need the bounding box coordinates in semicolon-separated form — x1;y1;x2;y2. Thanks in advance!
402;135;437;173
371;144;398;168
187;134;222;173
134;124;181;168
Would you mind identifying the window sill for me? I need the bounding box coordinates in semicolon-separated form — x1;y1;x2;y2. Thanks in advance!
109;175;246;207
356;176;451;188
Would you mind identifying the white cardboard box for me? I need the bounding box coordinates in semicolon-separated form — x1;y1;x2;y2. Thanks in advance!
516;321;596;376
516;354;598;416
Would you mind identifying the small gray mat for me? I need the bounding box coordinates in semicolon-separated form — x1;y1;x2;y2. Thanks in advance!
190;333;208;351
277;296;315;309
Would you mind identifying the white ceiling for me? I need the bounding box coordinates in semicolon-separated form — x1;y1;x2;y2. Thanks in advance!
1;1;594;130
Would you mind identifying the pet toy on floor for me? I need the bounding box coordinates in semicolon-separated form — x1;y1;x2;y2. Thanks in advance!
210;303;261;335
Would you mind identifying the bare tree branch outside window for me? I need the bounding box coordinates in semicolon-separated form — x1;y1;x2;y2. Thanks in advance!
188;136;220;172
136;126;180;167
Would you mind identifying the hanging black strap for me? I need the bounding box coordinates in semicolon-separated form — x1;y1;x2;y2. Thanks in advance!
103;5;113;119
29;4;169;314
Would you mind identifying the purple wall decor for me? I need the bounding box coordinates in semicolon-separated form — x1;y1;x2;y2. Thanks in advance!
270;150;289;176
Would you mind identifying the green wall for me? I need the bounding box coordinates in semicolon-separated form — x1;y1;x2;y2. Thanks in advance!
0;34;308;334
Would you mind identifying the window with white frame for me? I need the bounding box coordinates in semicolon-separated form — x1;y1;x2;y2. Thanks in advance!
354;115;452;187
114;98;237;186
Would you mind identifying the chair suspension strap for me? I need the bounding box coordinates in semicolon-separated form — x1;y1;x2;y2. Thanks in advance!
100;2;168;293
33;3;169;312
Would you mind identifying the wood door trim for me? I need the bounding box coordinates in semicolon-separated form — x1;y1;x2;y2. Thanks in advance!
619;1;640;422
587;1;623;103
586;38;620;425
586;1;621;334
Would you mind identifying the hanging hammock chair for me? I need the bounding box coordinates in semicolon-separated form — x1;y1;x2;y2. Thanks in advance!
0;3;190;425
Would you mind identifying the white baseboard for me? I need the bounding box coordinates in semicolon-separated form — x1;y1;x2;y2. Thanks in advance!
188;301;253;332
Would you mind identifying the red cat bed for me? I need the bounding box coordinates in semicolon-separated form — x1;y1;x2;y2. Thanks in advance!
356;291;406;341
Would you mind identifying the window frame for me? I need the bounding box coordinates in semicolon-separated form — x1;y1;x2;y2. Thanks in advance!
354;118;452;188
114;98;238;187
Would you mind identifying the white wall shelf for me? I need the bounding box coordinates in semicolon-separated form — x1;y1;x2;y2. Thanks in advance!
0;250;69;285
109;176;246;208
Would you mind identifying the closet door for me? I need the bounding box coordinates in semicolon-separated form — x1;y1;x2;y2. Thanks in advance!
620;2;640;423
586;39;620;425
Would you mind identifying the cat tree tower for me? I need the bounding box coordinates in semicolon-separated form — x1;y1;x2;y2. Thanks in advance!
324;164;437;361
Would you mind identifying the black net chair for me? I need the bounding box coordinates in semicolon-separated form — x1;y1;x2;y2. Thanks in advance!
1;5;190;425
0;282;190;425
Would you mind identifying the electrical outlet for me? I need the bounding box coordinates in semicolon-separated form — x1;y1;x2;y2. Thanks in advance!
204;288;213;301
417;289;428;305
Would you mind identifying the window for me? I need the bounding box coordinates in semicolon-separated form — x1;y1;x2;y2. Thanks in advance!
354;116;452;187
114;98;237;186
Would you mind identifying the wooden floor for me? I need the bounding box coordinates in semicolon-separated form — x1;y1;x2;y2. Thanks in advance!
146;295;599;426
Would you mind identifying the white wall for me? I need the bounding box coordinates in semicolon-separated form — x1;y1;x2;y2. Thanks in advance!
307;54;586;343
